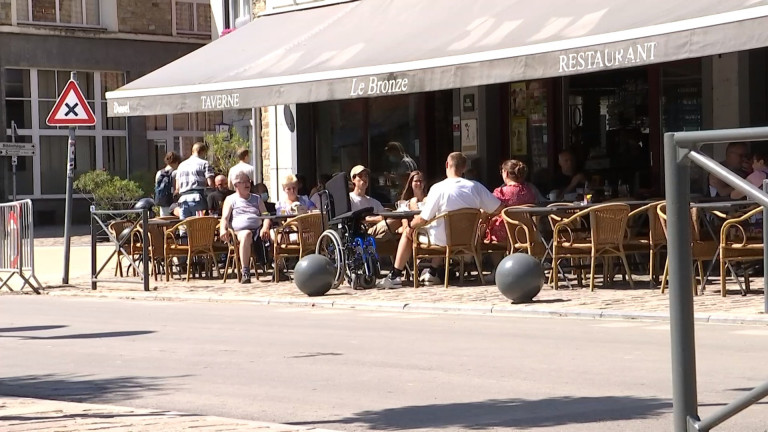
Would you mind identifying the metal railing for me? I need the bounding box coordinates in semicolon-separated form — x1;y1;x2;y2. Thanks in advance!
0;199;41;294
664;127;768;431
90;208;150;292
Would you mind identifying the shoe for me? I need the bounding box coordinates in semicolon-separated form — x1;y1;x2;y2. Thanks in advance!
377;276;402;289
419;270;441;286
240;271;251;284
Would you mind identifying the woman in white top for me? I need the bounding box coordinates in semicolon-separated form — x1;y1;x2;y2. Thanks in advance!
275;174;317;215
395;170;427;233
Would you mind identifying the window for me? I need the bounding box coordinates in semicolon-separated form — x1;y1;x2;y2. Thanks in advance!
3;68;127;198
176;0;211;35
223;0;250;29
146;112;223;161
17;0;100;26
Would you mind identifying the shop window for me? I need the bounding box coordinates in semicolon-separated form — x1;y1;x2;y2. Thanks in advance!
40;135;95;194
2;135;34;197
313;99;365;189
508;80;549;183
103;136;127;178
176;0;211;35
4;69;32;129
17;0;100;26
101;72;127;130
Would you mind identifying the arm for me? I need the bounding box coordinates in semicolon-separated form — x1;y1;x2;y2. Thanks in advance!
731;172;763;199
219;197;233;241
564;172;587;194
205;163;215;188
711;173;735;197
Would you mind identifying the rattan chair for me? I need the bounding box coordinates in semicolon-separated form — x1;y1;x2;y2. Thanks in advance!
129;220;166;281
622;201;666;284
164;216;219;281
108;220;136;277
551;203;634;291
272;212;324;282
718;206;764;297
657;204;718;295
547;203;589;287
412;208;484;288
501;205;547;258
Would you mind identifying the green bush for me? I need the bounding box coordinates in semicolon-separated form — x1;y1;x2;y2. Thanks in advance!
74;170;144;210
205;129;249;175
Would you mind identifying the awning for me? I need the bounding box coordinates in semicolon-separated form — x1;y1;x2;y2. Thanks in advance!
107;0;768;117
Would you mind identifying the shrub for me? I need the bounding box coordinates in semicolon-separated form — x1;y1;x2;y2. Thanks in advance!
74;170;145;210
205;129;249;175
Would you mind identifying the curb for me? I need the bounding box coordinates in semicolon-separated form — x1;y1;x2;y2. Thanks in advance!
40;288;768;325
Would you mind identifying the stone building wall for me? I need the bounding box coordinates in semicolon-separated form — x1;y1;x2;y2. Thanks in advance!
117;0;173;35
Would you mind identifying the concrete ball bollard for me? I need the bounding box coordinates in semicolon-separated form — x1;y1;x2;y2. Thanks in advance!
293;254;336;297
495;253;545;303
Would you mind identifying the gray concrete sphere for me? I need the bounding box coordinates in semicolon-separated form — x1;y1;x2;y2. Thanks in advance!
495;253;544;303
294;254;336;297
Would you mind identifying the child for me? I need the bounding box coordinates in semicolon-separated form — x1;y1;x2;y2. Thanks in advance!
731;147;768;199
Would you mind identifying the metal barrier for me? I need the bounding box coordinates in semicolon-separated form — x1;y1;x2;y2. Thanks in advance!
90;208;150;292
664;127;768;431
0;199;41;294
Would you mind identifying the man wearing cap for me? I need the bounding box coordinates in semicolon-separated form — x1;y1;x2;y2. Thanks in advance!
349;165;397;240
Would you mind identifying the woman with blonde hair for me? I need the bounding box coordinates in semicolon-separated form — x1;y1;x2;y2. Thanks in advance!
275;173;317;215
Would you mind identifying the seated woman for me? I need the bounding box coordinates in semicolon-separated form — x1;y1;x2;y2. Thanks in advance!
731;147;768;199
394;170;428;232
485;159;537;243
219;172;272;284
275;174;317;215
549;149;587;200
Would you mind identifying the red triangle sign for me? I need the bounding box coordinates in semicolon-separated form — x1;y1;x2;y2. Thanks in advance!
46;80;97;126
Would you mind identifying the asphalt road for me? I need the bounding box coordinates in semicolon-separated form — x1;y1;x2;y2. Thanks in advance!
1;296;766;431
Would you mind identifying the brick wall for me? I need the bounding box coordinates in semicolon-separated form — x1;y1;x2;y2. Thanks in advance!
117;0;173;35
0;0;11;24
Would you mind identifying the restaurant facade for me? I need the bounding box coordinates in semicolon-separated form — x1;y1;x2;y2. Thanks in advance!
108;0;768;203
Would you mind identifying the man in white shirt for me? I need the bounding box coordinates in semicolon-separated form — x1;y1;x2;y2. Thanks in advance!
227;147;257;190
349;165;396;241
379;152;502;288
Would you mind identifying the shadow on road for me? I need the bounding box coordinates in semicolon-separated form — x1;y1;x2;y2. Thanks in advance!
293;396;672;430
0;325;68;333
3;330;156;340
0;373;187;404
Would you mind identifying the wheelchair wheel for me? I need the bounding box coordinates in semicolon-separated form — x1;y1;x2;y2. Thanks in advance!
316;230;345;289
360;253;378;289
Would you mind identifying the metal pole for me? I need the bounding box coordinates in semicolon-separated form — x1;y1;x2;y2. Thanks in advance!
141;209;149;292
664;133;699;431
764;180;768;314
91;209;97;290
62;72;77;284
11;121;17;201
695;381;768;431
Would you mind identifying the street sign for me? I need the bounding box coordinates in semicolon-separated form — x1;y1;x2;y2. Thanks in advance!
46;79;96;126
0;142;35;151
0;149;35;157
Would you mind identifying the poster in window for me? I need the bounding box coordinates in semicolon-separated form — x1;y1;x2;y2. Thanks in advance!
510;82;527;117
510;117;527;156
461;119;477;155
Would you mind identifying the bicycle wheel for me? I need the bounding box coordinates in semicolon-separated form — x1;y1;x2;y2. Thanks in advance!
316;229;345;289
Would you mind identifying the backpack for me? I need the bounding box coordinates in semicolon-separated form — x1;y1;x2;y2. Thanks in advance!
154;169;174;207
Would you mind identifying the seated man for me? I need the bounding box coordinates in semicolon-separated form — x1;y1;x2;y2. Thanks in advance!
219;172;272;284
379;152;502;288
207;174;233;217
348;165;399;241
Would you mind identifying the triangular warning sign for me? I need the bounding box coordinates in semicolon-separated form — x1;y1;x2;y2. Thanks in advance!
46;80;97;126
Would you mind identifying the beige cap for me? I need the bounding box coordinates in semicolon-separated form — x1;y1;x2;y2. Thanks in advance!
350;165;369;179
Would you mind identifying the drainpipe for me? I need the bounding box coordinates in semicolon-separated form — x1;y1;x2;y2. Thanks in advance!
251;107;262;182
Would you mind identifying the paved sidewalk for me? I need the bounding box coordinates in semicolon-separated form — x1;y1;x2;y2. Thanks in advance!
5;242;765;326
0;396;339;432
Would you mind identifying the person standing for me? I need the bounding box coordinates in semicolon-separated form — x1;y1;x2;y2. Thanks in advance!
154;151;181;216
228;147;257;190
175;142;215;219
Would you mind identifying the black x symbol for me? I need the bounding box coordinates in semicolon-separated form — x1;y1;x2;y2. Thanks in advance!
64;102;79;117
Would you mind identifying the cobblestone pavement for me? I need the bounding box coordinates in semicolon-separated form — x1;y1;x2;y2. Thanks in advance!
12;241;764;325
0;396;339;432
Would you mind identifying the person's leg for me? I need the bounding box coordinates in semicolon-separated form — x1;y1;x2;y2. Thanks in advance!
179;201;194;220
379;232;412;288
237;230;254;282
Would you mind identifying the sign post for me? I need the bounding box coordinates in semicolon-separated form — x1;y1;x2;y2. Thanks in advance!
46;72;97;284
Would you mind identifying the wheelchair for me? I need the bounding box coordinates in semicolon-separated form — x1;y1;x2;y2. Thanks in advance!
313;172;381;290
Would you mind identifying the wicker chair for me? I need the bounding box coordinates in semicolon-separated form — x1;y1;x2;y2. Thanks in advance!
551;203;634;291
501;205;547;258
547;203;589;287
129;220;166;281
622;201;666;285
272;212;324;282
412;208;484;288
477;211;510;255
164;216;219;281
718;206;764;297
657;204;718;295
108;220;136;277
